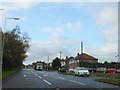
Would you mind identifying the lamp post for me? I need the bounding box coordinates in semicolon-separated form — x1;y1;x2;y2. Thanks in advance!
1;17;19;65
4;17;19;32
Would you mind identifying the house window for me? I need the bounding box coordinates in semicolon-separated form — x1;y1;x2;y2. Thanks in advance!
88;60;92;63
69;59;74;64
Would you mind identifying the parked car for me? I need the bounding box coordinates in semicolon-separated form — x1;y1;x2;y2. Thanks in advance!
87;68;96;73
68;68;74;73
58;68;66;73
117;69;120;73
74;67;89;77
97;67;106;73
105;68;117;73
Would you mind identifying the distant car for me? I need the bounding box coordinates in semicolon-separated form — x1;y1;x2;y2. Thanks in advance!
87;68;96;73
97;67;106;73
58;68;66;73
105;68;117;73
74;67;89;77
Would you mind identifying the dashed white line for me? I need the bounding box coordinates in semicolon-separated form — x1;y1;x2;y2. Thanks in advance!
57;76;65;80
35;74;37;76
44;75;47;76
38;76;42;79
23;75;26;77
69;80;86;85
43;79;51;85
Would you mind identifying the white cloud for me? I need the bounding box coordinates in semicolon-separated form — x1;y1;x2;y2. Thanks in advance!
24;35;79;65
2;1;40;12
66;21;82;32
86;6;118;63
41;27;63;34
97;7;118;26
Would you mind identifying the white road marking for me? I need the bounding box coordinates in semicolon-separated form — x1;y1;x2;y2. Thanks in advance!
57;76;65;80
44;75;47;76
43;79;51;85
35;74;37;76
23;75;26;77
69;80;86;85
38;76;42;79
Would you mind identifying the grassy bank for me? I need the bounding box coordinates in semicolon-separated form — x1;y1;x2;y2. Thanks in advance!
59;72;74;75
1;69;21;80
91;73;119;79
95;78;120;86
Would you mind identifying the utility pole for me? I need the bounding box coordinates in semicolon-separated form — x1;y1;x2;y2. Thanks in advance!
81;42;83;54
60;51;62;60
47;56;49;70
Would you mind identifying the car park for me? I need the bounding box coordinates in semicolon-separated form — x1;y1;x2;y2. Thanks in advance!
105;68;117;73
74;67;89;77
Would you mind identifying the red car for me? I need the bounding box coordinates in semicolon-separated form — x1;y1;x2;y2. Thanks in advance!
105;68;117;73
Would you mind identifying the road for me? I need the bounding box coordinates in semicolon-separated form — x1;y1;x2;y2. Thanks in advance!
2;69;119;90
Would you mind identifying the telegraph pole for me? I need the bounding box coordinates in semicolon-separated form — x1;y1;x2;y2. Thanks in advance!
60;51;62;60
47;56;49;70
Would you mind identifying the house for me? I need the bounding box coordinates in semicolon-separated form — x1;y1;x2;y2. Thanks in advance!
60;59;66;67
74;53;98;63
65;53;98;71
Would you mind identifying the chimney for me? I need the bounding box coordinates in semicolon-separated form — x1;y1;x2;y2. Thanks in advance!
81;42;83;54
66;56;68;59
77;53;80;56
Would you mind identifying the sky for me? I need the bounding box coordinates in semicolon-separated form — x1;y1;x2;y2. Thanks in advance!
0;0;119;65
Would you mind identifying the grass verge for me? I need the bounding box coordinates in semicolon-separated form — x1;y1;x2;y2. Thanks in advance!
1;69;21;80
59;72;74;75
91;73;119;79
95;78;120;86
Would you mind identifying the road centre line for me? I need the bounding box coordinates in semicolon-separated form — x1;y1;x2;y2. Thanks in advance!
69;80;86;85
43;79;51;85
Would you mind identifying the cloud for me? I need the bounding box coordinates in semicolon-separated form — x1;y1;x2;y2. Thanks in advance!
2;1;40;12
24;35;79;65
40;27;63;36
97;7;118;26
66;21;82;32
86;5;118;63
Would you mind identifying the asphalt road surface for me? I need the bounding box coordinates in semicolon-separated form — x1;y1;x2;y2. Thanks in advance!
2;69;119;90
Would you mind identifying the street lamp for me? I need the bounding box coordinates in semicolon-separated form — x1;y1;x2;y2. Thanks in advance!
4;17;19;32
1;17;19;65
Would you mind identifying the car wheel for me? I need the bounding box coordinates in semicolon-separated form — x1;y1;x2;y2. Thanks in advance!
74;73;77;76
87;75;89;77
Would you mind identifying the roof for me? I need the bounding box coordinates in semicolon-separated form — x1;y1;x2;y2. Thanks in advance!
75;53;98;60
64;56;74;62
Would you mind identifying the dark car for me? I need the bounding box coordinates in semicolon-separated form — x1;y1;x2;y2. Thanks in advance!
58;68;66;73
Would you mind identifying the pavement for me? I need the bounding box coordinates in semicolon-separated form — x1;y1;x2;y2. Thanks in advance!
2;69;120;90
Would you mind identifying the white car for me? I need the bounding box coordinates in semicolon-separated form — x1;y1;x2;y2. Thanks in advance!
74;67;90;77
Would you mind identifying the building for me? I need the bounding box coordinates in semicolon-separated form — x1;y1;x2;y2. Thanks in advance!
60;59;66;67
65;53;98;71
74;53;98;63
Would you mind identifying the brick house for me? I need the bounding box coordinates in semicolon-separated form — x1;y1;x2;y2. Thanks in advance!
74;53;98;63
65;53;98;71
60;59;66;67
